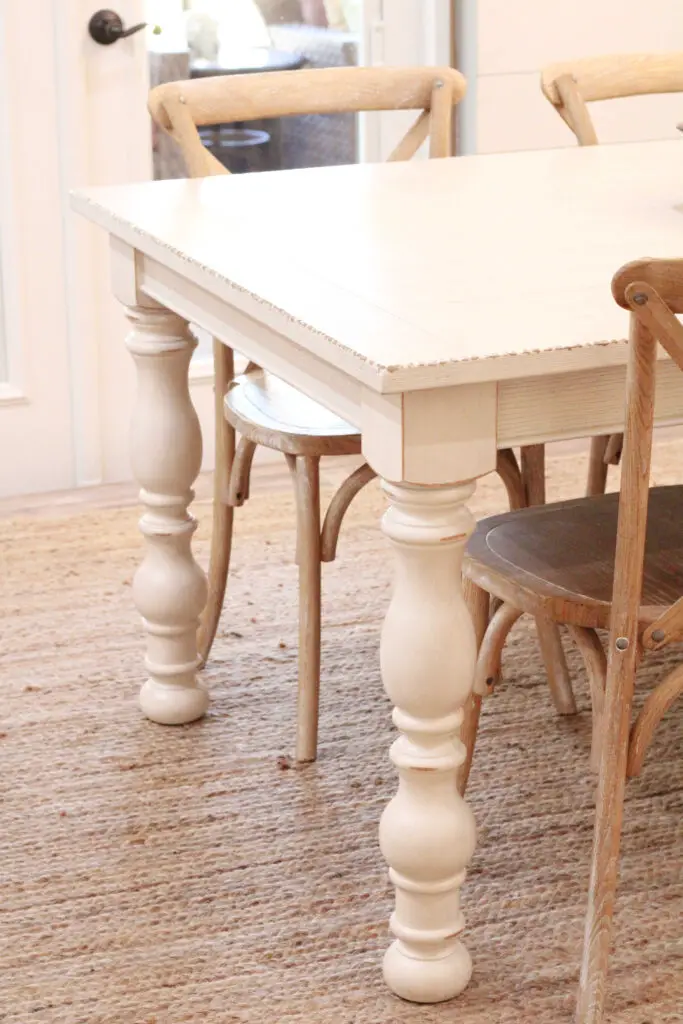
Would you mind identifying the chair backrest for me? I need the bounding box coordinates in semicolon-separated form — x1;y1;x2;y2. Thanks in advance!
149;65;467;177
541;53;683;144
608;259;683;660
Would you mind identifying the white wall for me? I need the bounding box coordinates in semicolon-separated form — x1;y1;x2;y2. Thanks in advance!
456;0;683;153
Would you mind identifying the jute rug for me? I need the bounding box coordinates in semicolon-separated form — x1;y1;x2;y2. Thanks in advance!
2;443;683;1024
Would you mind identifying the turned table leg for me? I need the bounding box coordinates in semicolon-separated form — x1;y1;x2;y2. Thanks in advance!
379;480;478;1003
125;305;208;725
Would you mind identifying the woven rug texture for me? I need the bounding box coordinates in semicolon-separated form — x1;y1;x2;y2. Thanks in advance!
1;443;682;1023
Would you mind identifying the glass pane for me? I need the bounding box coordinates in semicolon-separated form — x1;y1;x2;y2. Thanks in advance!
145;1;366;366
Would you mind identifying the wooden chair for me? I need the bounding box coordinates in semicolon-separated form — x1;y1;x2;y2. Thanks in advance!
541;52;683;497
461;258;683;1022
148;66;466;762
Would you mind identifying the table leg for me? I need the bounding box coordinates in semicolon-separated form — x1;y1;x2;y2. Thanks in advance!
125;305;208;725
379;480;478;1003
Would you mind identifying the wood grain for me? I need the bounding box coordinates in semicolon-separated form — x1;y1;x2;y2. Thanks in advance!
224;369;361;457
613;258;683;315
458;578;491;796
585;435;610;497
428;78;454;158
642;595;683;650
464;485;683;630
520;444;576;716
541;52;683;107
495;449;525;510
149;66;467;133
227;437;257;507
320;462;377;563
627;661;683;777
293;456;322;763
567;625;606;772
576;312;657;1024
552;73;599;145
198;341;235;665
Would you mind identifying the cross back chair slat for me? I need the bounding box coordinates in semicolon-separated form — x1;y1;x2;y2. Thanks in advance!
149;65;466;177
541;52;683;143
147;65;466;764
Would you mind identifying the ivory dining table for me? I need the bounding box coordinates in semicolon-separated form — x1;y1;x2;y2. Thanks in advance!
72;138;683;1006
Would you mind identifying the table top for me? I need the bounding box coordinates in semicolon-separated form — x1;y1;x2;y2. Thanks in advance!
190;48;305;77
72;140;683;394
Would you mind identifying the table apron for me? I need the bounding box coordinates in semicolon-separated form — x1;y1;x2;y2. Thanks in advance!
499;360;683;447
134;249;364;429
114;242;683;484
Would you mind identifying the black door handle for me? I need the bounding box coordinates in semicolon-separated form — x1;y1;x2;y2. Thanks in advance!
88;9;157;45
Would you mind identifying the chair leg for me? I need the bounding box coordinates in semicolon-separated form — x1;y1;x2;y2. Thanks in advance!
627;661;683;777
575;658;635;1023
197;341;235;667
496;448;526;510
586;435;610;497
603;432;623;467
536;620;577;715
458;578;490;796
293;456;322;763
475;601;524;694
228;437;257;507
320;462;377;562
567;626;606;772
520;444;577;716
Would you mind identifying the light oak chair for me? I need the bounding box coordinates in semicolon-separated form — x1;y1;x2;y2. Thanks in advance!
541;51;683;496
461;258;683;1023
149;66;466;762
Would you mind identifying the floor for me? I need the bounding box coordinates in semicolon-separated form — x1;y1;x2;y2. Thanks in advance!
2;436;683;1022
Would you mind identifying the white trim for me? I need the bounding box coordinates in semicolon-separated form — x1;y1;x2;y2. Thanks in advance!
53;0;104;487
422;0;452;66
0;383;27;406
454;0;478;154
0;3;25;391
189;358;215;383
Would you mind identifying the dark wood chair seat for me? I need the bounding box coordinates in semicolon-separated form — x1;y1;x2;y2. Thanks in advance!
465;485;683;630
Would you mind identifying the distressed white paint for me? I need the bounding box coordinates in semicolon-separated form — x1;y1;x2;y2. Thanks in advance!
126;305;208;724
380;480;477;1003
73;141;683;392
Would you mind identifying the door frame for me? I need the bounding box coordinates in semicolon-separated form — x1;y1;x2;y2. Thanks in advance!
55;0;154;488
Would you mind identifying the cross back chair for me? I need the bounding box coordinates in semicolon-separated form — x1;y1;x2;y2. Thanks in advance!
461;257;683;1022
148;65;467;762
541;52;683;496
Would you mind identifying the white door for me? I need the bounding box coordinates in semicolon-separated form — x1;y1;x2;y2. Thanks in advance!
0;0;449;498
0;0;151;498
0;1;78;497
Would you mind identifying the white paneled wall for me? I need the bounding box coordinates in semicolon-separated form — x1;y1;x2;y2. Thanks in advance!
457;0;683;153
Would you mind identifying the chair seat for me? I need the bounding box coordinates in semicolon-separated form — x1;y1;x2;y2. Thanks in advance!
224;368;361;457
464;485;683;629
